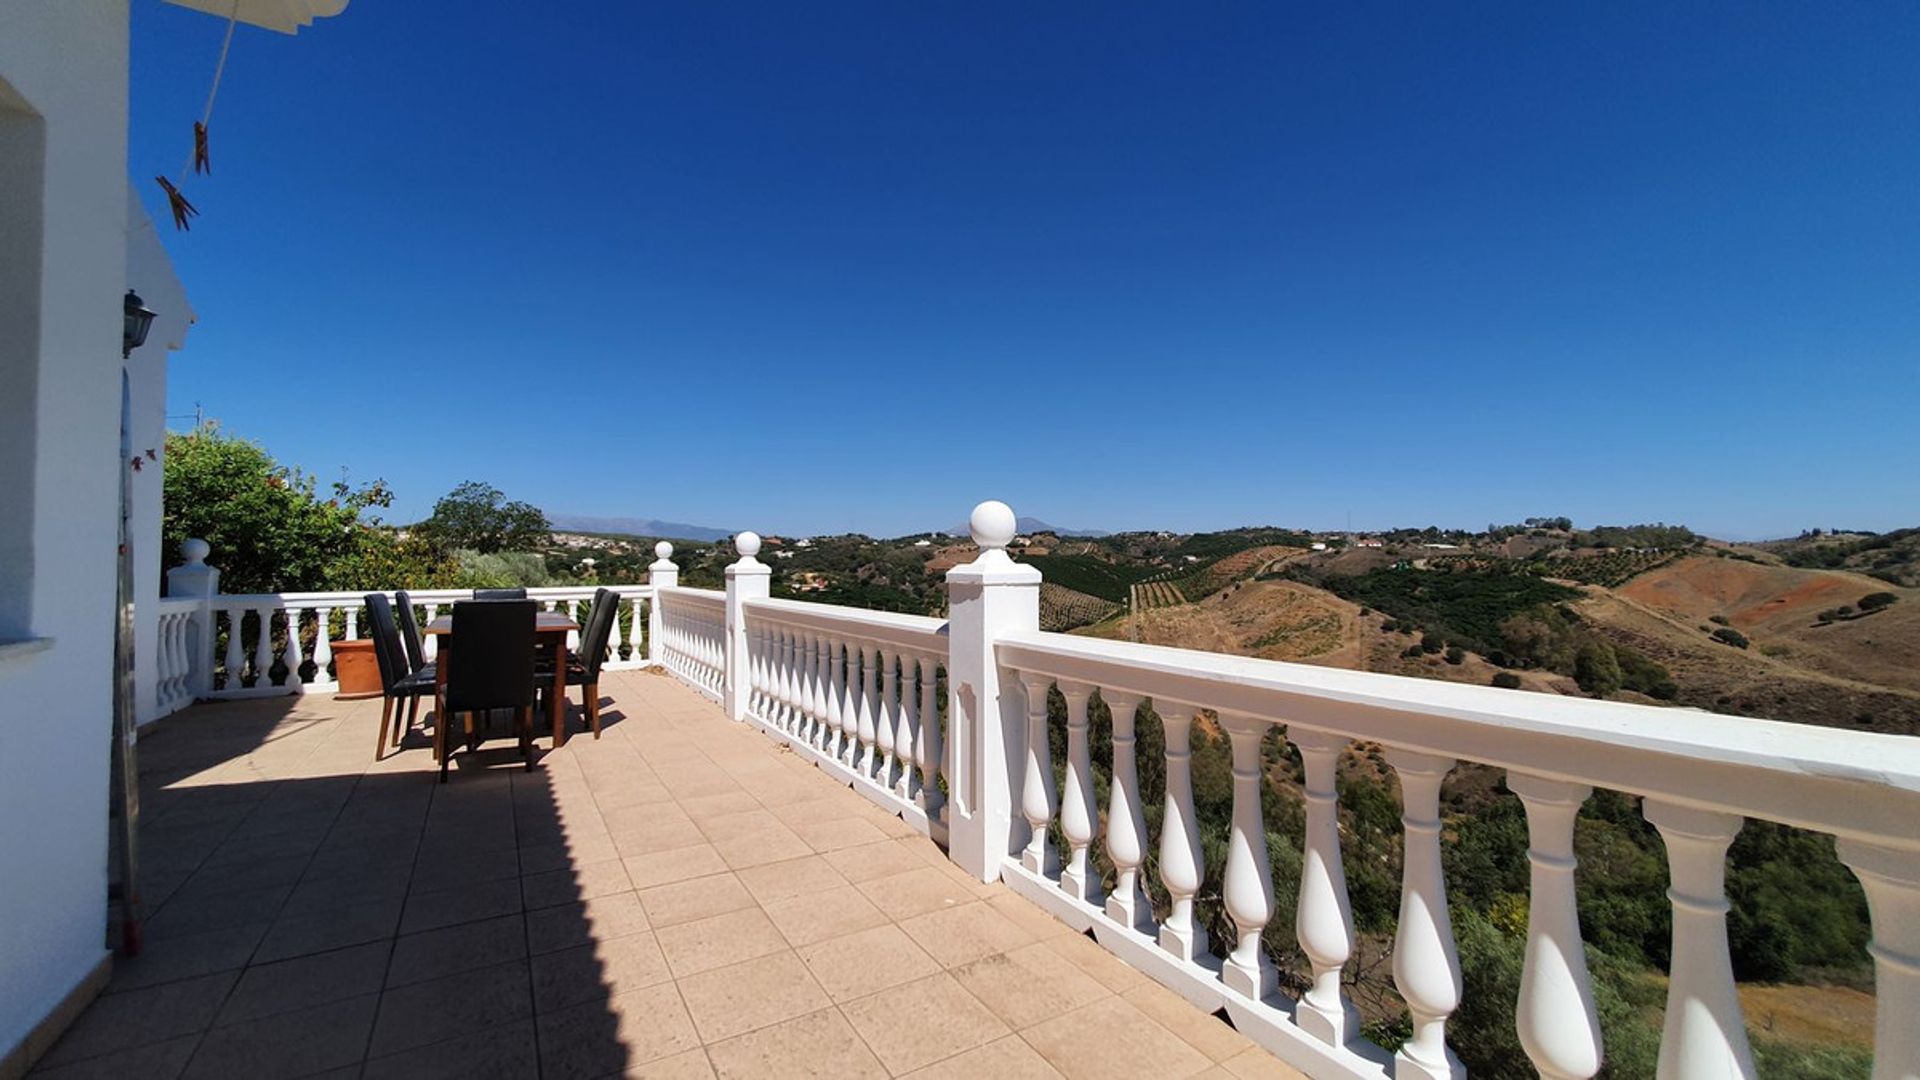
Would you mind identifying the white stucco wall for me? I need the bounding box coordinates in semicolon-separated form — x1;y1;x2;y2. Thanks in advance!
0;0;132;1057
127;189;192;728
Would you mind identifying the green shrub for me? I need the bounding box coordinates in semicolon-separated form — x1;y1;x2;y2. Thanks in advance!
1445;646;1467;665
1709;614;1731;626
1712;627;1751;649
1574;641;1624;696
1492;672;1522;689
1859;591;1897;611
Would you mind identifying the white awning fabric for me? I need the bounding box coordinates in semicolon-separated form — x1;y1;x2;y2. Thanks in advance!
162;0;349;35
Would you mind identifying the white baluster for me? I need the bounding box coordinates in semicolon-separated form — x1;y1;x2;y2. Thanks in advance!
1644;800;1753;1080
917;656;944;822
1103;691;1151;932
841;643;862;766
1221;712;1277;1000
311;606;334;684
806;633;826;748
222;606;245;689
824;640;845;759
895;658;918;800
566;599;581;651
343;606;359;640
1388;750;1464;1080
1293;728;1359;1045
779;627;798;732
1509;772;1602;1080
284;606;307;685
1158;700;1208;963
1020;674;1058;876
1058;682;1099;903
422;602;440;660
857;644;881;778
875;652;897;787
608;594;627;661
252;604;276;685
1835;839;1920;1080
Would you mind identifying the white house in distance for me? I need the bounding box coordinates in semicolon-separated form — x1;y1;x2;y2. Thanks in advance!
0;3;343;1073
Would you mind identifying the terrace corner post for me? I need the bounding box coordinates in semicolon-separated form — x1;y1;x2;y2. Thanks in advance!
647;541;678;665
164;537;218;697
944;501;1041;884
724;533;769;722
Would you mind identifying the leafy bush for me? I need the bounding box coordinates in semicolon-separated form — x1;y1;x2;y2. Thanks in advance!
1859;591;1897;612
1709;614;1731;626
1713;627;1751;649
1444;645;1466;665
1574;641;1625;696
1491;672;1522;689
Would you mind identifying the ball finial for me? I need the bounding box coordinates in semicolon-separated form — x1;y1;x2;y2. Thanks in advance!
181;538;210;564
969;501;1018;551
735;531;762;558
654;541;674;560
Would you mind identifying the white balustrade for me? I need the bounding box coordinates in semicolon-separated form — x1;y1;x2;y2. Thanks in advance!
137;509;1920;1080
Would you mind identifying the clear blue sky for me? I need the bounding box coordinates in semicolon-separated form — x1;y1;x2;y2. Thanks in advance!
131;2;1919;540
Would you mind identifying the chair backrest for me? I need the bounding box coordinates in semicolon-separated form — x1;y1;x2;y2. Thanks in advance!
445;599;537;713
472;588;528;600
394;589;427;673
577;588;620;680
363;593;408;693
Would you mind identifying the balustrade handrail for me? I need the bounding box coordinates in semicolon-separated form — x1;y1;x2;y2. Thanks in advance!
996;627;1920;849
744;596;946;657
655;585;726;609
200;584;655;606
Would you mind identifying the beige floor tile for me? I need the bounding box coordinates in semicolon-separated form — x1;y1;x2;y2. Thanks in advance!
183;994;379;1080
985;891;1076;941
36;971;237;1068
1040;931;1155;994
899;900;1037;968
522;858;633;910
704;1006;886;1079
386;912;527;987
952;941;1112;1029
792;816;890;853
1121;982;1254;1063
612;817;708;857
822;838;930;883
214;940;390;1026
679;791;762;820
366;959;532;1058
733;855;848;905
856;866;977;919
638;872;755;928
795;923;942;1002
1020;996;1213;1080
761;884;890;948
625;844;729;889
397;876;523;935
901;1034;1066;1079
23;1033;200;1080
537;981;702;1079
530;929;672;1013
708;825;814;869
526;890;651;955
625;1048;716;1079
361;1019;539;1079
655;907;790;977
1220;1047;1311;1079
675;950;832;1044
840;971;1010;1075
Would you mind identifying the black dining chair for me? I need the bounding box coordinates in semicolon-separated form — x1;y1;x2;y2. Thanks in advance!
436;599;539;783
393;589;436;679
563;588;619;739
472;588;528;600
366;593;435;759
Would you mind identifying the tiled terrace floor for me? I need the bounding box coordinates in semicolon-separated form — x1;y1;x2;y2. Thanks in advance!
35;670;1302;1080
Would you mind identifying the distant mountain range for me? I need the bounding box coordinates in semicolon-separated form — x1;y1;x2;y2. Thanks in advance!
547;513;734;543
942;516;1110;539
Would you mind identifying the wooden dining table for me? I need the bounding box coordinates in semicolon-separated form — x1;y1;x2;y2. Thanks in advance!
423;611;578;748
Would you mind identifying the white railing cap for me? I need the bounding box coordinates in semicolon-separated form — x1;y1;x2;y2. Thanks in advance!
745;596;947;655
996;629;1920;847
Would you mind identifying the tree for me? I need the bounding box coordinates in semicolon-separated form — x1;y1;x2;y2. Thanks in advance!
1859;592;1897;612
1573;641;1624;696
416;481;550;554
162;427;447;593
1712;627;1751;649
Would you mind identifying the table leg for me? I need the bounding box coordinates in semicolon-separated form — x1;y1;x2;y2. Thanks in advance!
551;641;568;749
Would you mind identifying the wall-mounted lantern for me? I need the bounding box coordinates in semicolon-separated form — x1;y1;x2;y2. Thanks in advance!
123;290;157;359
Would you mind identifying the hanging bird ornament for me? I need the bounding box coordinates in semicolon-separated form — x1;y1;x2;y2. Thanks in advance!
155;5;239;229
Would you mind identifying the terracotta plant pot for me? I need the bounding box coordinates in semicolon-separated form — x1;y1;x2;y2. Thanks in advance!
331;639;383;699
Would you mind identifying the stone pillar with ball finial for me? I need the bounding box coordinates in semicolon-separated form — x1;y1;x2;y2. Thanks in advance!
725;532;770;722
647;541;678;666
944;501;1042;883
